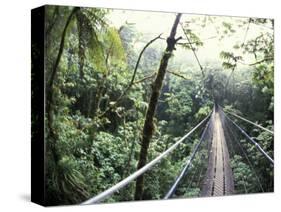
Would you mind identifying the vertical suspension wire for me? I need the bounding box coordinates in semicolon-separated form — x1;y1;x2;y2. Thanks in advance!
219;110;264;192
82;113;211;205
242;178;248;193
184;159;201;192
196;115;214;188
220;110;235;157
220;109;264;192
222;112;247;193
164;110;214;199
185;121;212;190
196;150;208;188
186;125;211;194
219;109;242;192
221;108;274;165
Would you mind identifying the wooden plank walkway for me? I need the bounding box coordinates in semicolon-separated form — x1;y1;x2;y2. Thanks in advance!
201;109;234;196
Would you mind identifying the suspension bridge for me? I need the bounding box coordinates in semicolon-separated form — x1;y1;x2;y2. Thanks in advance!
82;105;274;205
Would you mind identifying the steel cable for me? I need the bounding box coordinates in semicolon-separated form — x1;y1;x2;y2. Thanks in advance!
221;111;264;192
164;112;213;199
82;113;211;204
225;110;273;134
221;110;274;165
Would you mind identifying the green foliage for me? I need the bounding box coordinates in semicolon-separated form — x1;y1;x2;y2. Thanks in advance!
44;6;273;205
166;91;193;119
222;21;236;33
183;188;200;197
181;25;203;50
220;51;242;70
195;105;211;120
230;155;255;193
104;27;126;61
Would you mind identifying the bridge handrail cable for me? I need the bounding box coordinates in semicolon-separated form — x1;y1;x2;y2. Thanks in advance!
225;110;274;135
222;109;274;165
81;113;211;205
223;114;264;192
164;111;213;199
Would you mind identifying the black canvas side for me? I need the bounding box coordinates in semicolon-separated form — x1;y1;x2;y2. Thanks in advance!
31;5;46;206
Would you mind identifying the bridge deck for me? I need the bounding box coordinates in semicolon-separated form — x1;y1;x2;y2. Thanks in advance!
201;110;234;196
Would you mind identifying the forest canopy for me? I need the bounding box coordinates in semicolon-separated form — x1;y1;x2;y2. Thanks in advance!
34;5;274;205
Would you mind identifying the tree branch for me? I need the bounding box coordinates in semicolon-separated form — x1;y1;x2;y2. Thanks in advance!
47;7;80;113
125;34;162;91
238;57;274;66
45;7;80;165
98;34;162;117
133;73;156;84
176;36;216;46
167;70;190;80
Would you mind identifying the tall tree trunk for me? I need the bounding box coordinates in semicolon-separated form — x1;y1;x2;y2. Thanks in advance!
46;7;79;164
46;7;79;116
134;13;182;200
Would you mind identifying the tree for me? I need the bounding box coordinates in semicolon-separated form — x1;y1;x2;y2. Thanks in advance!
46;7;79;116
134;13;182;200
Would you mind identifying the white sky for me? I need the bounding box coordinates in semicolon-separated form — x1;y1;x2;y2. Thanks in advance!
106;9;272;73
